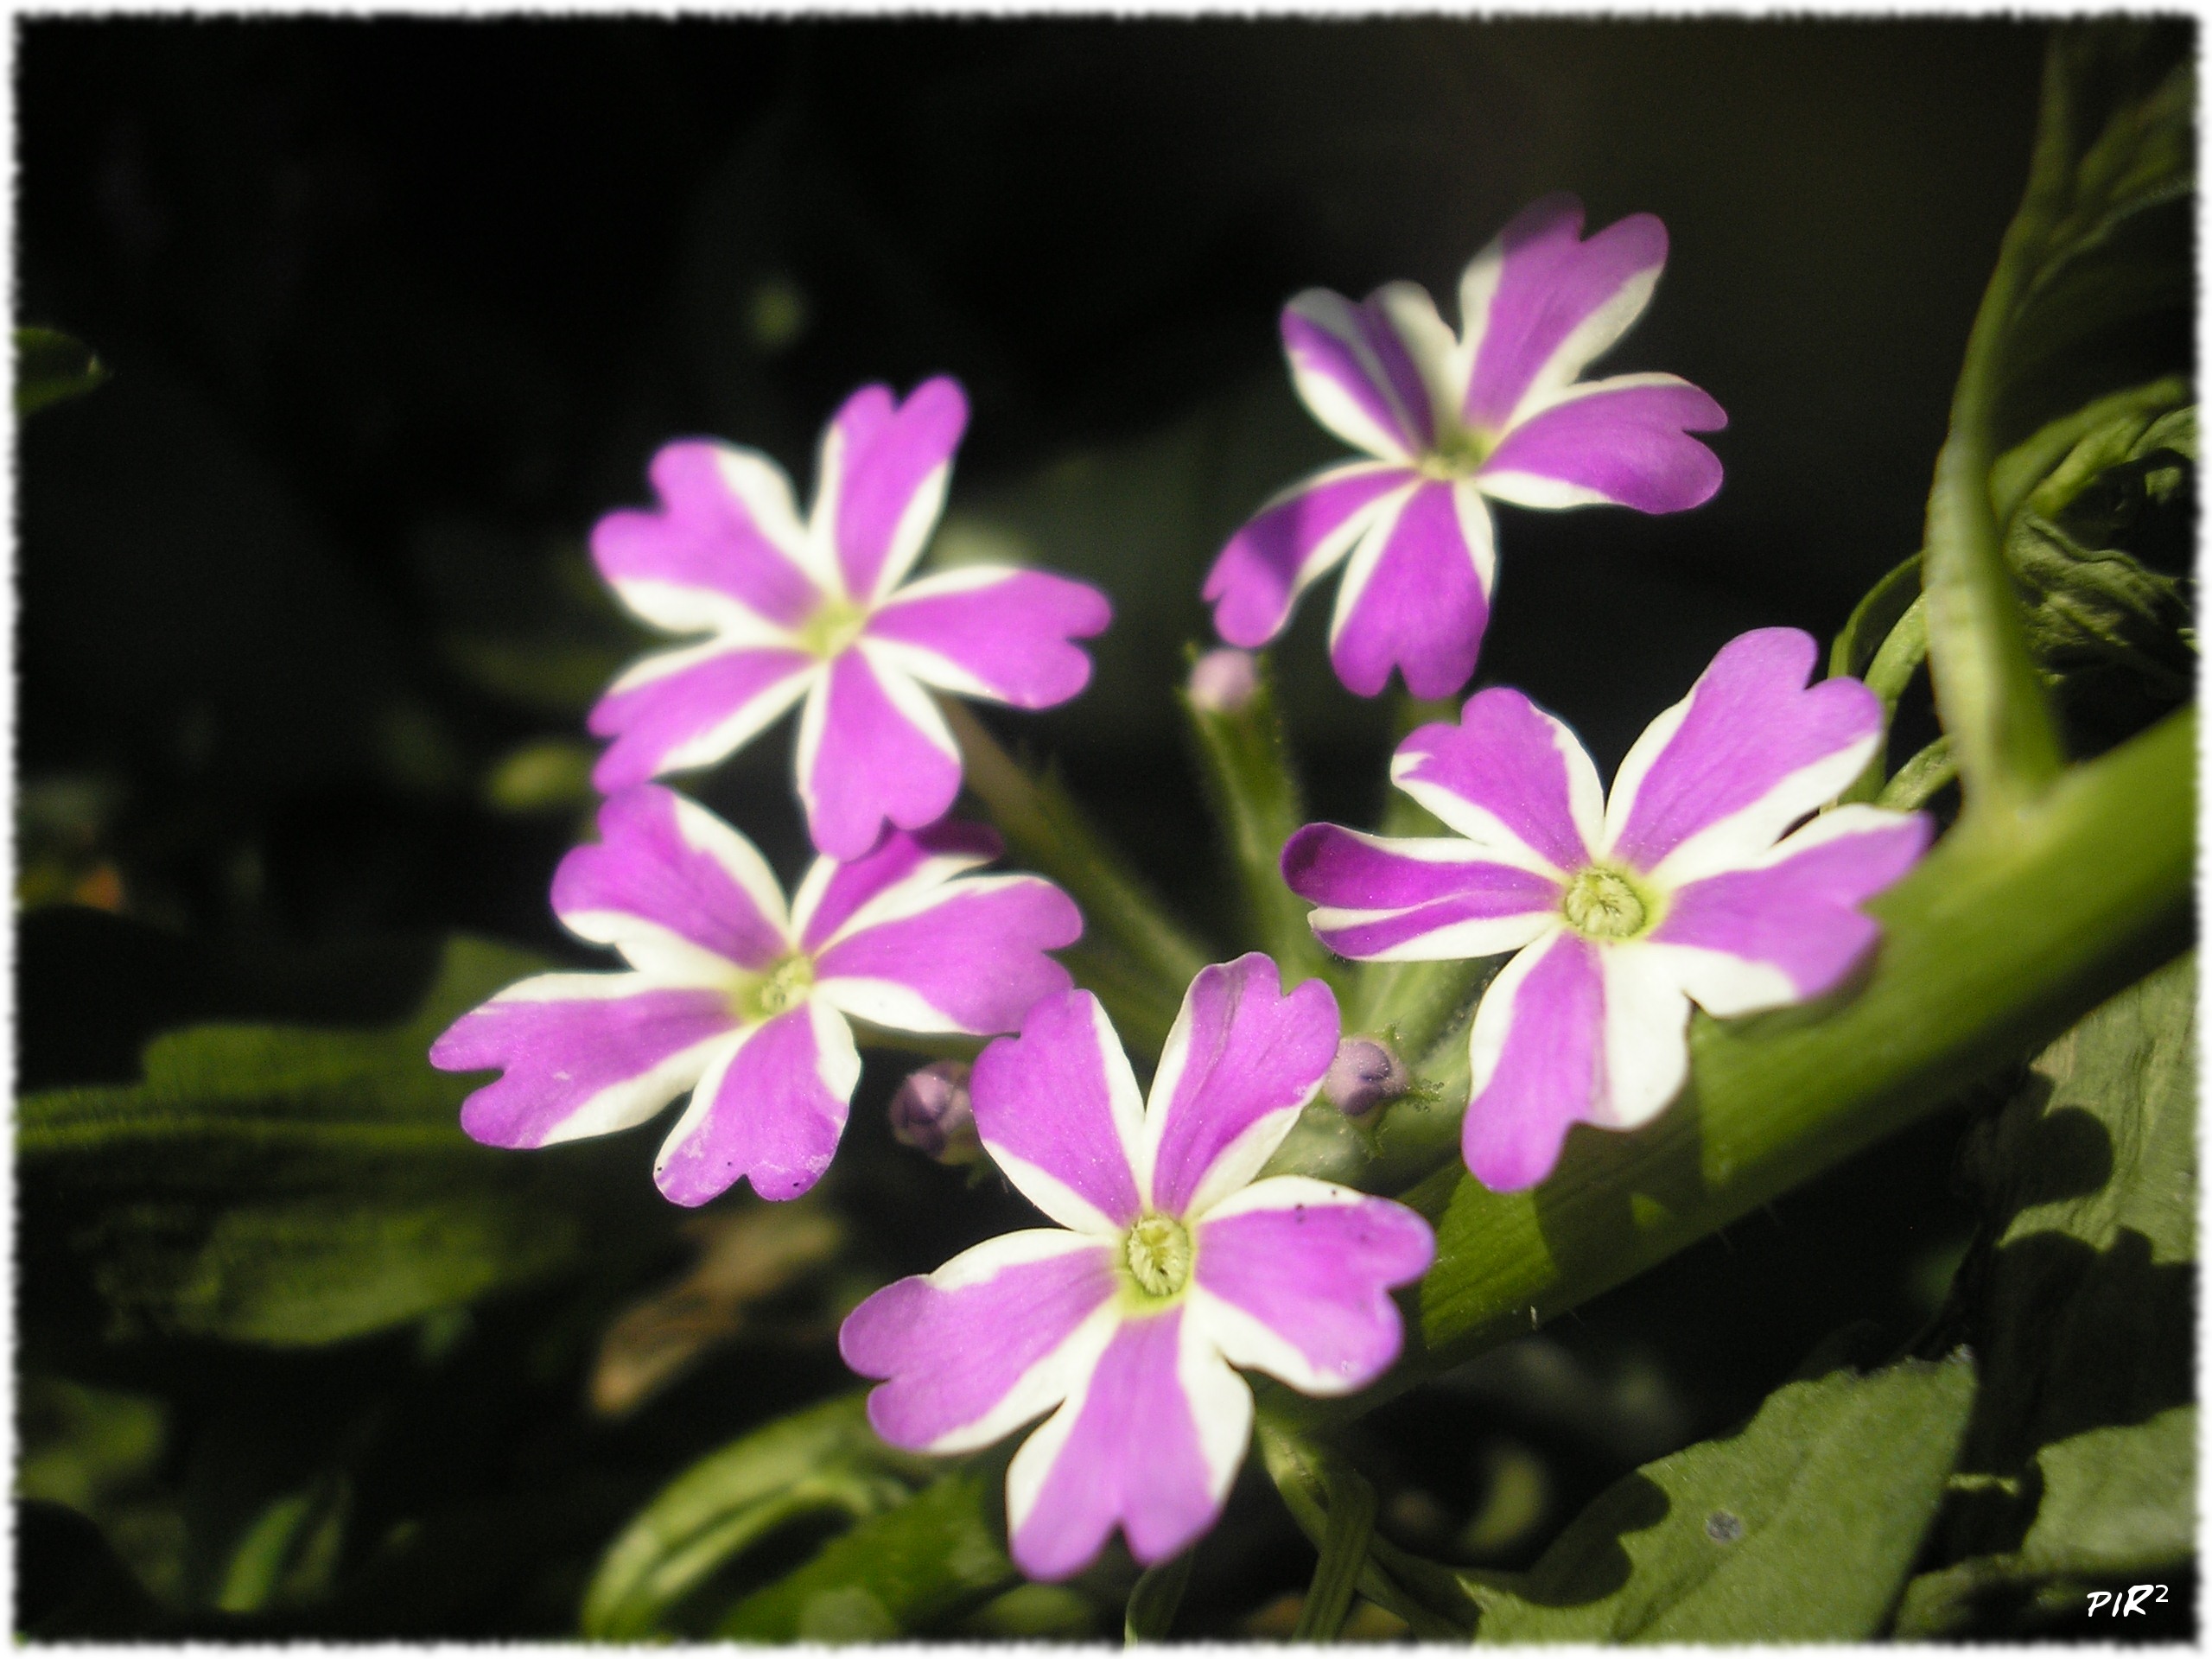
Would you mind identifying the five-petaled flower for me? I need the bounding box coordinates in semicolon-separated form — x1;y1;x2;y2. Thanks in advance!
839;954;1434;1581
588;378;1112;858
1281;628;1931;1191
429;783;1081;1207
1204;194;1727;700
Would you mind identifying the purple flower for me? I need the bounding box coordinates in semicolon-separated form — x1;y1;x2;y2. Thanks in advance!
887;1059;981;1165
1205;194;1726;700
839;954;1434;1581
429;784;1081;1207
1282;629;1931;1192
588;378;1113;859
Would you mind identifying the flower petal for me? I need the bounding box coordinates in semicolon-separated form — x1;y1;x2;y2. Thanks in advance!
591;440;823;636
552;785;790;980
431;976;735;1149
652;1001;861;1205
1281;288;1441;461
588;641;817;793
1461;927;1597;1191
970;989;1146;1236
818;377;969;603
1188;1176;1433;1395
1645;804;1933;1013
791;820;1004;952
1459;194;1670;432
1141;954;1340;1218
863;565;1110;709
1203;462;1412;650
1478;373;1726;514
1005;1306;1251;1580
1281;824;1560;962
1327;480;1495;699
1603;628;1884;884
1594;942;1694;1131
793;647;963;861
841;1230;1122;1455
816;875;1081;1034
1392;686;1605;876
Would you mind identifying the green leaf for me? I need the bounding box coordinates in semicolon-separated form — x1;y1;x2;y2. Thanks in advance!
1463;1350;1977;1641
18;936;624;1345
582;1393;934;1638
16;327;109;416
716;1465;1020;1640
1892;957;2195;1635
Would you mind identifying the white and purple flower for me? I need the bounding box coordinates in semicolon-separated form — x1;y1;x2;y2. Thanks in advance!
1282;629;1932;1192
1205;194;1727;700
840;954;1434;1581
588;378;1112;858
429;783;1081;1207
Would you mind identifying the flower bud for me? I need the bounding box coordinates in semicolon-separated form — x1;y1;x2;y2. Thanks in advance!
1323;1036;1407;1117
1186;647;1260;715
887;1060;982;1164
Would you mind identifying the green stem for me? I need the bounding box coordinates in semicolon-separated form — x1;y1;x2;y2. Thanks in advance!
1179;654;1343;994
943;700;1210;1055
1289;1456;1377;1642
1256;1421;1470;1640
1837;596;1930;805
1123;1547;1195;1644
1273;702;2193;1429
1919;39;2075;815
1878;738;1959;810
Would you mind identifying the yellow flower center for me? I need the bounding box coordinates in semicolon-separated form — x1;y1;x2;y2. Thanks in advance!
1416;423;1497;480
1123;1213;1193;1300
796;594;869;660
1560;866;1656;942
734;953;815;1022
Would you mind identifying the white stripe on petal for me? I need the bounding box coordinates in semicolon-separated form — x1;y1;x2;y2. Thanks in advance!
1455;234;1508;399
1635;942;1798;1021
667;790;795;941
1504;271;1663;431
1465;924;1570;1099
932;1299;1122;1459
643;654;820;779
710;445;811;556
623;1021;760;1159
802;421;856;599
1450;480;1501;596
1370;280;1462;438
1284;289;1418;462
1597;691;1692;859
1325;487;1417;652
1309;903;1557;963
872;461;952;603
809;998;863;1105
1594;944;1692;1129
602;578;801;645
1643;734;1880;888
1177;1312;1255;1504
1481;373;1706;510
991;1148;1132;1241
788;845;1000;952
558;913;747;988
857;642;962;760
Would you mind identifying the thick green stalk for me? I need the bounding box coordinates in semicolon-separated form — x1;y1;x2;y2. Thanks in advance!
1273;703;2192;1429
943;701;1209;1054
1919;41;2075;814
1178;656;1343;994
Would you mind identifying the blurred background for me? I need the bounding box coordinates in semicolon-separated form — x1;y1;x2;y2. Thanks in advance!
16;15;2150;1639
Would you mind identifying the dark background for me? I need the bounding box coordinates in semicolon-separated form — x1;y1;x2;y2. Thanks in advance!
17;16;2089;1638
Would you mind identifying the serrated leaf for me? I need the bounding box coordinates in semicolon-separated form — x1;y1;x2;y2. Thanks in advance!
581;1393;932;1638
18;936;621;1345
16;327;109;416
1463;1351;1977;1642
716;1465;1020;1641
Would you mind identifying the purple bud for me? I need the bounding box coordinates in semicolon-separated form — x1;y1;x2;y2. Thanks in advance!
887;1060;981;1164
1323;1037;1407;1117
1187;648;1260;715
